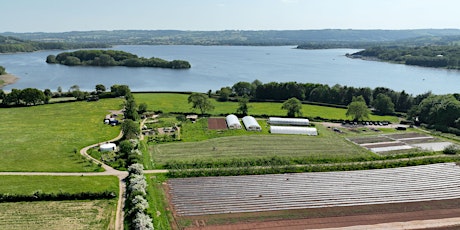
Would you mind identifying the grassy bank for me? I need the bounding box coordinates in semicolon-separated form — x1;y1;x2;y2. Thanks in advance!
0;98;123;172
134;93;398;122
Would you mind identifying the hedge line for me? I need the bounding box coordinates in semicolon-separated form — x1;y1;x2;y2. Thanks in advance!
167;156;459;178
0;190;116;203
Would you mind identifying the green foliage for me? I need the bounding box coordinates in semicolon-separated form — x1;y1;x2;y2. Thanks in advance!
352;45;460;69
124;93;140;121
138;102;148;114
232;81;253;97
281;97;303;117
372;93;395;115
0;65;5;75
2;88;46;106
217;87;232;102
415;94;460;128
346;96;370;121
236;95;250;115
444;144;460;154
48;49;191;69
187;93;214;114
122;119;140;140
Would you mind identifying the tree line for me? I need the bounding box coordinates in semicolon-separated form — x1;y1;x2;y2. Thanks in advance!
0;35;109;53
349;46;460;69
46;50;191;69
221;80;422;113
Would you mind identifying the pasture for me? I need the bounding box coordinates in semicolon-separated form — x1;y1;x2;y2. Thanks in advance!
0;175;118;195
0;200;116;230
134;93;398;122
0;98;123;172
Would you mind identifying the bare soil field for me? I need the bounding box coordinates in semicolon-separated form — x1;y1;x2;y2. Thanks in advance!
167;163;460;229
180;199;460;230
208;118;228;130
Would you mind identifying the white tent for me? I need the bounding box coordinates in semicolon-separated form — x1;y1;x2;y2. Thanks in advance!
242;116;261;131
268;117;309;126
270;126;318;135
100;143;117;152
226;114;242;129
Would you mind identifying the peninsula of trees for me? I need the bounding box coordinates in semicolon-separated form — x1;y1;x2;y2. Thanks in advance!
0;35;109;53
46;50;191;69
348;46;460;69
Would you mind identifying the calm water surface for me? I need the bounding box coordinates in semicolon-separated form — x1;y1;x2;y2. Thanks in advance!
0;45;459;95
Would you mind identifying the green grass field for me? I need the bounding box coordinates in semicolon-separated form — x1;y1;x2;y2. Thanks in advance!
152;123;374;167
0;200;116;230
0;175;119;195
134;93;398;122
0;98;123;172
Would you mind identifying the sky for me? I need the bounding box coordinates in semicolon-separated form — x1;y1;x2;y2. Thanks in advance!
2;0;460;32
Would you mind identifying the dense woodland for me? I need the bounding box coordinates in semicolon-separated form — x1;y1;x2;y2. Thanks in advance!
350;46;460;69
46;50;191;69
0;35;109;53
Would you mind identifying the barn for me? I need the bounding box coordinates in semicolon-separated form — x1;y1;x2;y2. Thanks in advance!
242;116;261;131
226;114;242;129
270;126;318;135
268;117;309;126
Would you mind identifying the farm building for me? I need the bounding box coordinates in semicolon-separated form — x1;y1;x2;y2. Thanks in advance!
242;116;261;131
100;143;116;152
226;114;242;129
270;126;318;135
268;117;309;126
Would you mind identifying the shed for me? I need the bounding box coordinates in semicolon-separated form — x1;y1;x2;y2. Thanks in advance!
242;116;261;131
270;126;318;136
100;143;116;152
268;117;309;126
226;114;242;129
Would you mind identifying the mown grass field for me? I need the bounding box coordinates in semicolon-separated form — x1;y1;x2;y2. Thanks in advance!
0;98;123;172
0;200;116;230
134;93;398;122
0;175;119;195
152;123;374;167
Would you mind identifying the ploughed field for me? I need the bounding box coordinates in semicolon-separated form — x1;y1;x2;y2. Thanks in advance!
167;163;460;216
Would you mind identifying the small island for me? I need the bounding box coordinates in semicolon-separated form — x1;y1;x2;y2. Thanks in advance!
46;50;191;69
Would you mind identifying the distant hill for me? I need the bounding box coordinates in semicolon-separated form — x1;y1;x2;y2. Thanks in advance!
3;29;460;46
0;35;110;53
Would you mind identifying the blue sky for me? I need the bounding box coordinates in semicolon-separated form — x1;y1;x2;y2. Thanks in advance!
2;0;460;32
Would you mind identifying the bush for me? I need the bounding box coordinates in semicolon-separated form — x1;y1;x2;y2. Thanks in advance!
444;144;460;155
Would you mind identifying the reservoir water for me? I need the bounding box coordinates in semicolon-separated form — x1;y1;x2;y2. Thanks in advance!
0;45;458;95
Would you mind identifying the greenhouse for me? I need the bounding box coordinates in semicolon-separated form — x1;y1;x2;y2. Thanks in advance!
270;126;318;135
242;116;262;131
268;117;309;126
226;114;242;129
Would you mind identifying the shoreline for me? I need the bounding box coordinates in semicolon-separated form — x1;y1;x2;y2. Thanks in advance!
0;74;19;89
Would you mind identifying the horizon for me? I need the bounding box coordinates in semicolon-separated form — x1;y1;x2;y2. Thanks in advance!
2;0;460;33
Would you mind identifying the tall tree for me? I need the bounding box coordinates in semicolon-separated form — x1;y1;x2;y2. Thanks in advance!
124;93;139;121
346;96;370;121
232;81;253;97
20;88;45;106
236;95;250;116
281;97;303;117
188;93;214;114
122;119;139;140
372;93;395;115
95;84;106;93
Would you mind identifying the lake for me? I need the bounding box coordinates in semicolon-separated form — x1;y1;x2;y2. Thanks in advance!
0;45;459;95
